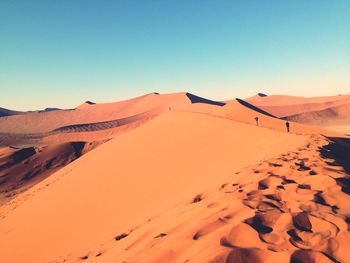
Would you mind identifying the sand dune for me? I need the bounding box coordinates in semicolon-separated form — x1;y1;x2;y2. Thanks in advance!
0;92;349;263
0;93;227;209
179;98;337;136
286;103;350;135
247;93;350;105
0;110;158;147
0;92;226;146
246;94;350;117
287;102;350;123
0;110;308;262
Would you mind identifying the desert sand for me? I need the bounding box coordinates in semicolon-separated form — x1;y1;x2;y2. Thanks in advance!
0;92;349;263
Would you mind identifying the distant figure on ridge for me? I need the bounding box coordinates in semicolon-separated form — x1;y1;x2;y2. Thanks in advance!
286;121;290;133
255;116;259;126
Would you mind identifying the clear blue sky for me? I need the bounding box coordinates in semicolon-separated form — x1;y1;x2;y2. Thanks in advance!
1;0;349;110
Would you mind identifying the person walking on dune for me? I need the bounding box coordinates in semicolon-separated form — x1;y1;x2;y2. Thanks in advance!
255;116;259;126
286;121;290;133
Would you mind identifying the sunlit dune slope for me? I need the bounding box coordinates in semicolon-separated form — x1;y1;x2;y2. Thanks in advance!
0;110;307;263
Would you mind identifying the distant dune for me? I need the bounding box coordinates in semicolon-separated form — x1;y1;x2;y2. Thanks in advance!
246;94;350;134
0;92;226;146
246;94;350;112
0;107;24;117
179;97;337;136
0;92;349;262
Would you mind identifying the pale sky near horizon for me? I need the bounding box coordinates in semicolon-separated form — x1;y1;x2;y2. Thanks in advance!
1;0;349;111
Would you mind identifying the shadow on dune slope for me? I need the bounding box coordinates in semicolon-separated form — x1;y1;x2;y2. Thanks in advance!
235;98;277;118
0;147;36;170
0;107;24;117
320;137;350;195
186;93;226;106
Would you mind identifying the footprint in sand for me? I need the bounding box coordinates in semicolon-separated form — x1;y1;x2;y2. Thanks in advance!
293;212;312;232
193;218;228;240
115;233;128;241
154;233;167;238
295;161;311;171
309;170;318;175
258;176;284;190
220;223;264;248
192;194;203;203
246;210;292;234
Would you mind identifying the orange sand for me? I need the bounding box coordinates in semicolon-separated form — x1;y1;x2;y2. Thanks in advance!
0;92;349;263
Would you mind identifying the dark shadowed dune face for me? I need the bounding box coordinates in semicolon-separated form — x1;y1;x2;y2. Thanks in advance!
43;108;61;112
235;98;277;118
0;107;24;117
0;147;37;170
321;137;350;167
186;92;226;106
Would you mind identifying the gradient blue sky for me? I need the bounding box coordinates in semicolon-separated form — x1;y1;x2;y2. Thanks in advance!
1;0;349;110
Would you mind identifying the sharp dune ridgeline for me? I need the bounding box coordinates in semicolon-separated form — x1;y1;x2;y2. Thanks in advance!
0;92;349;263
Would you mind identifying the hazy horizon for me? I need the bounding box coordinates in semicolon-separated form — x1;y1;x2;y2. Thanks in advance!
1;0;349;111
